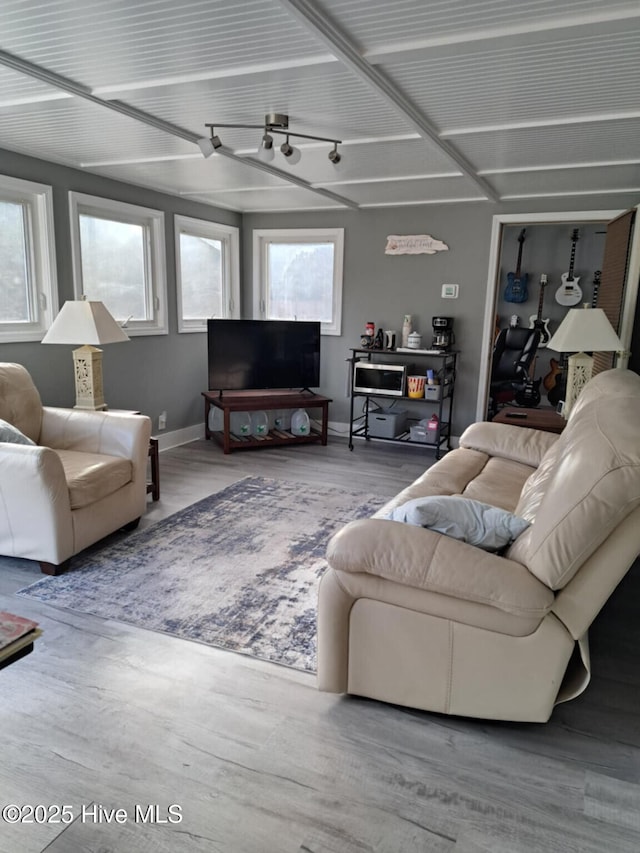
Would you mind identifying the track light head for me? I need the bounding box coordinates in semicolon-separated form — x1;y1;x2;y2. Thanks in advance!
280;136;302;165
257;132;275;162
328;144;341;165
197;131;222;158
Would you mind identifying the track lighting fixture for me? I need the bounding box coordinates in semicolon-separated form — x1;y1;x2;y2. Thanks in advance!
199;113;342;166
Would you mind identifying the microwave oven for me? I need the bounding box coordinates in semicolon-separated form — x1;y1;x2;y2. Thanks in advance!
353;362;406;396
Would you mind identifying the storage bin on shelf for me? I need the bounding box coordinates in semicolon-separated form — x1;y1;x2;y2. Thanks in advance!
368;408;408;438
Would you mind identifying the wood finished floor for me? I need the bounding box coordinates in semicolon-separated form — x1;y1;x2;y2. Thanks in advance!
1;437;639;853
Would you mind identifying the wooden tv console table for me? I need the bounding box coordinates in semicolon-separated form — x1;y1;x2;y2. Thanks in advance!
202;390;332;454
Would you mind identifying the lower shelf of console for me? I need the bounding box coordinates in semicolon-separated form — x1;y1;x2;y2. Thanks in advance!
210;427;324;452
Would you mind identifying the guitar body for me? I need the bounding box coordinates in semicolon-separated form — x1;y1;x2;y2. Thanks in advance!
543;358;562;391
514;377;541;408
505;271;529;303
528;315;550;347
555;273;583;306
547;375;565;407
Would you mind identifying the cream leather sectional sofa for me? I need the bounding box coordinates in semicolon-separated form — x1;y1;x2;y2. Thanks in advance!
318;369;640;722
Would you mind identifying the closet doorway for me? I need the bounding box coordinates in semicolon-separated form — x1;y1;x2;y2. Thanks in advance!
475;207;640;421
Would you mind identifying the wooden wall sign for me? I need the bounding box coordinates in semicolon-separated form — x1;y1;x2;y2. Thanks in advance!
385;234;449;255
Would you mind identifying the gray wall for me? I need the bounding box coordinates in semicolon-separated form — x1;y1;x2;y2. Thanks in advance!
0;147;241;433
1;144;636;436
243;197;635;434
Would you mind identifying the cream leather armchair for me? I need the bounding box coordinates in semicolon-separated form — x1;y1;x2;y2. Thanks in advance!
0;363;151;574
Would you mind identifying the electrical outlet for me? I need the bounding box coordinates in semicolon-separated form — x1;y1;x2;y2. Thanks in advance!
158;411;167;430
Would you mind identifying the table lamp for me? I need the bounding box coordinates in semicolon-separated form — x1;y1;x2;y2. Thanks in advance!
547;304;623;417
41;300;129;410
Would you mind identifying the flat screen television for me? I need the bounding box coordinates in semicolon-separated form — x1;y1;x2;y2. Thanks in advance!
207;319;321;392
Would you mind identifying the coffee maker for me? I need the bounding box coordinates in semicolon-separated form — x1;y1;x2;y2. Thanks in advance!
432;316;454;350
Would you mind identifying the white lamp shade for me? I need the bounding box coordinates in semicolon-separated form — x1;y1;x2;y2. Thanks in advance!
42;300;129;346
547;306;623;353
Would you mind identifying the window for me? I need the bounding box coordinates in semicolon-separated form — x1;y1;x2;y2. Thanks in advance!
253;228;344;335
69;192;167;335
175;215;240;332
0;175;58;343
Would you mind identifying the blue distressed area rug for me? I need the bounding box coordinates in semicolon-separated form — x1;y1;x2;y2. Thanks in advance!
17;477;383;673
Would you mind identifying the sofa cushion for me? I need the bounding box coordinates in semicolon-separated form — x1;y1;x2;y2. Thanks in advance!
507;370;640;589
0;417;36;445
54;450;133;509
389;496;529;551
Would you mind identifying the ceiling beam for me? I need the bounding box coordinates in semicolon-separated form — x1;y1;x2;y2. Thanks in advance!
277;0;498;202
0;47;359;210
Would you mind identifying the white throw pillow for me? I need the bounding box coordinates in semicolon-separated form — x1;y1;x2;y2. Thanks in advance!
390;495;529;551
0;418;36;446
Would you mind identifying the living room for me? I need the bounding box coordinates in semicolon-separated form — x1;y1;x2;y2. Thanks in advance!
1;1;640;851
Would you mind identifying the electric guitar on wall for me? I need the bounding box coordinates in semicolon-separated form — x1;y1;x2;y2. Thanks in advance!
528;274;551;348
504;229;529;303
545;270;601;406
555;228;583;306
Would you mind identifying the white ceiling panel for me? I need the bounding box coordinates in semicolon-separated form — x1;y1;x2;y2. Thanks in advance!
0;0;325;88
92;156;293;198
0;98;195;167
122;64;414;145
199;186;346;212
0;1;638;209
342;177;486;206
453;119;640;173
486;165;640;199
379;27;640;131
316;0;638;49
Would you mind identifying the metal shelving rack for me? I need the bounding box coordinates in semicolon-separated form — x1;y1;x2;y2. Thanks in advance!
347;348;458;459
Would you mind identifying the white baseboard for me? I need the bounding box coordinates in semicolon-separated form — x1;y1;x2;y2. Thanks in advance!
152;423;205;451
155;419;459;453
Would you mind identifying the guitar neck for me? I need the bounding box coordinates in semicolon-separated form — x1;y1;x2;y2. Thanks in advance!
566;230;579;280
514;229;525;277
536;274;547;320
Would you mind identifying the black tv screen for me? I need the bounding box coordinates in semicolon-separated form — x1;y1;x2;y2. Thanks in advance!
207;319;321;391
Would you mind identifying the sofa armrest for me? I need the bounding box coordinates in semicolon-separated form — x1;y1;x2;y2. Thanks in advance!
326;518;554;618
40;408;151;473
460;421;558;468
0;443;74;563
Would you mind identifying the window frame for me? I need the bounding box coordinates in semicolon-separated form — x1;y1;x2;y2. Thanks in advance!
68;191;167;336
174;215;240;333
0;174;58;343
252;227;344;336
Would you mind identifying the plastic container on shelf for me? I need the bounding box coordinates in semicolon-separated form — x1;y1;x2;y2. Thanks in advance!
250;411;269;437
208;406;224;432
229;411;251;437
272;409;292;431
291;408;311;436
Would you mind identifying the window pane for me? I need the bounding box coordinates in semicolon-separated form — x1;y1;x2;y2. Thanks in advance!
0;201;30;323
267;243;334;322
179;233;223;319
79;214;147;320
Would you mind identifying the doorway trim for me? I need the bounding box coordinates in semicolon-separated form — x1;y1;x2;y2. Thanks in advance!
476;209;625;421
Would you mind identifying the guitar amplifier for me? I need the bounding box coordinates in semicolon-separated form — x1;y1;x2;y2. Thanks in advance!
353;362;407;396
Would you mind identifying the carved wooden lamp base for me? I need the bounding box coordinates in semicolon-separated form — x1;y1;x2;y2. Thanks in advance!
562;351;592;418
72;345;107;410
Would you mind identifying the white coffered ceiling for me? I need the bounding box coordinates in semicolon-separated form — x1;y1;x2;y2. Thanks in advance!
1;0;639;212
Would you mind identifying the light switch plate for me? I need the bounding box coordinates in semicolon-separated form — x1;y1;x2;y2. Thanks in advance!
442;283;459;298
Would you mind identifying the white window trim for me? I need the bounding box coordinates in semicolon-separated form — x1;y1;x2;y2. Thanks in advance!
0;174;58;343
252;227;344;336
68;191;167;336
174;215;240;333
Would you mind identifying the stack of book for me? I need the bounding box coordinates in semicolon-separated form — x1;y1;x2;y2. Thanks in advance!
0;611;42;670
